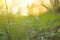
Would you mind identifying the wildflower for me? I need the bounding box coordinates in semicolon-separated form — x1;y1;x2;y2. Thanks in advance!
35;17;40;21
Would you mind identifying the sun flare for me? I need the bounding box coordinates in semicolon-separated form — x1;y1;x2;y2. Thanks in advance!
5;0;50;16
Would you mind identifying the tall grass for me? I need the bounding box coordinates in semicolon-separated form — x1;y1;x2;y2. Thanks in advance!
0;10;60;40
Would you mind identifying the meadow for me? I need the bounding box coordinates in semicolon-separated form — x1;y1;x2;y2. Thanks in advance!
0;0;60;40
0;10;60;40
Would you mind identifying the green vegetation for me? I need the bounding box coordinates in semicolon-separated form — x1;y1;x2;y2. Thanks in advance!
0;10;60;40
0;0;60;40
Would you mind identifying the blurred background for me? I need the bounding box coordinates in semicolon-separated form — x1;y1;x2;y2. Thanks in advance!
0;0;60;40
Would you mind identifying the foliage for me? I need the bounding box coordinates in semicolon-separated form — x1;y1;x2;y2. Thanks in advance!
0;0;60;40
0;10;60;40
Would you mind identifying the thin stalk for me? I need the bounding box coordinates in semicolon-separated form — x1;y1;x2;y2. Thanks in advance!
5;0;11;40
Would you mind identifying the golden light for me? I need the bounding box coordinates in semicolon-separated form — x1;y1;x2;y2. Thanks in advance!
5;0;51;16
6;0;12;6
44;0;50;4
33;7;40;14
21;7;29;16
43;0;52;7
19;0;35;16
20;0;35;7
12;6;18;14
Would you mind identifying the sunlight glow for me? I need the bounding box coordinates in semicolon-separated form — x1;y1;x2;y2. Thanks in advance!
33;7;40;14
19;0;35;16
20;0;35;7
6;0;12;6
12;6;18;14
21;7;29;16
6;0;50;16
44;0;51;5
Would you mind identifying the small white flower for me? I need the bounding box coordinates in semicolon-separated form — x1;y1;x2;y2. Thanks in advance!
8;22;14;26
36;17;40;20
51;33;55;36
25;20;30;23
